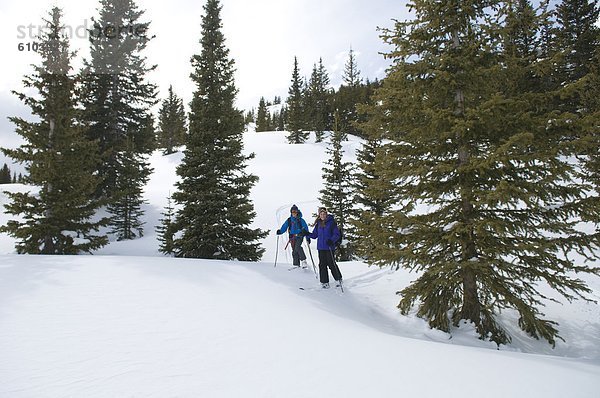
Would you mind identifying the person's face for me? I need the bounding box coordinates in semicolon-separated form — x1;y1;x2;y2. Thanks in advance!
319;211;327;220
291;210;298;217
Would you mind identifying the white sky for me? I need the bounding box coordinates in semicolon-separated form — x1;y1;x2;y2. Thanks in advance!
0;0;409;157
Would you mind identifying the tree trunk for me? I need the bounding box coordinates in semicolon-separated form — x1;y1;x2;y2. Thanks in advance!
453;29;481;325
43;119;55;254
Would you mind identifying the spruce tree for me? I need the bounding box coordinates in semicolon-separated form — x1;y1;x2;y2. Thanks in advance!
157;85;187;154
171;0;267;260
156;193;176;255
349;116;395;261
361;0;599;345
81;0;157;239
343;48;361;88
107;138;151;240
0;7;108;254
0;164;11;184
318;112;355;261
307;58;331;142
256;97;270;132
286;57;308;143
336;48;364;137
554;0;600;232
555;0;600;83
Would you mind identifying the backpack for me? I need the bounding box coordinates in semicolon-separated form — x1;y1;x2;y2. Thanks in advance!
329;218;343;248
286;214;306;235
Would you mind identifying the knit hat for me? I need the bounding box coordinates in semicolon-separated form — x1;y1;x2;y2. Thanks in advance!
290;204;299;213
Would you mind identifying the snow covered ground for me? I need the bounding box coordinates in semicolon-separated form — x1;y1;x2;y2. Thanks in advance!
1;131;599;397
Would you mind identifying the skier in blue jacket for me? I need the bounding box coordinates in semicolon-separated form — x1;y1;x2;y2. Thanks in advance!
304;207;342;288
277;204;309;268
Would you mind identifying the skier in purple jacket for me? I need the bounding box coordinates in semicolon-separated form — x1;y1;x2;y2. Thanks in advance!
304;207;343;288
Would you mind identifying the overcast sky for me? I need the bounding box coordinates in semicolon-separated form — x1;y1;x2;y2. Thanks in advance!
0;0;410;167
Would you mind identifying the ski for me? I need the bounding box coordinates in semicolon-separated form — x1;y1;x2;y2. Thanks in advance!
299;284;345;293
299;286;323;291
288;265;308;271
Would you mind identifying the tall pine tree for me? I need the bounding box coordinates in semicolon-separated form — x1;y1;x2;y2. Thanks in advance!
336;48;364;138
81;0;157;240
362;0;599;345
171;0;267;260
350;106;396;262
0;7;108;254
318;112;355;261
306;58;331;142
255;97;270;132
286;57;308;143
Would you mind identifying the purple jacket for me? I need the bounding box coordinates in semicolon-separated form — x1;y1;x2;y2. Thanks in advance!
307;214;341;250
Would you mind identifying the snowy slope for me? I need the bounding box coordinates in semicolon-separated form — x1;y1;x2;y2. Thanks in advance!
1;131;599;397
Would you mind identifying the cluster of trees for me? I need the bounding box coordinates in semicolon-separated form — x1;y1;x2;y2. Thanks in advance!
0;0;167;252
1;0;263;259
252;51;379;143
1;0;598;347
253;96;284;132
0;163;24;184
316;0;599;346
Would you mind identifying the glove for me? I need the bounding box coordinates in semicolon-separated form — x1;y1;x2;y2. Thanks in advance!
326;239;333;247
306;238;311;245
276;229;282;235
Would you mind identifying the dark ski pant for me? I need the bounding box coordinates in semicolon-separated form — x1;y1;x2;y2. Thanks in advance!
318;249;342;284
291;236;307;266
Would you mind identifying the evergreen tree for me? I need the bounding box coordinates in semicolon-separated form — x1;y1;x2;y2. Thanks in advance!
81;0;157;239
256;97;270;132
554;0;600;232
349;111;396;261
307;58;331;142
555;0;600;83
318;112;355;261
0;7;108;254
107;137;151;240
343;47;361;88
286;57;308;143
275;106;285;131
171;0;267;260
157;85;187;154
361;0;599;345
244;109;255;125
336;48;364;137
0;163;11;184
576;51;600;230
156;193;176;255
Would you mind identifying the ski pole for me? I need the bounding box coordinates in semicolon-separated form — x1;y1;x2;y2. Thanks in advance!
274;234;280;267
329;248;344;292
305;239;318;279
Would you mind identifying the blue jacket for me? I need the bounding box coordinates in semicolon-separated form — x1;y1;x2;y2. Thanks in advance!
307;214;341;250
279;211;309;237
